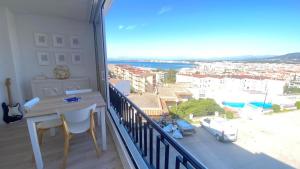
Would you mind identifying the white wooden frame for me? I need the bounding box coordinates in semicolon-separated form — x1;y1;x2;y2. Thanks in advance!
52;34;65;48
55;52;67;65
70;36;80;49
37;52;50;66
34;33;48;47
27;106;107;169
71;53;82;64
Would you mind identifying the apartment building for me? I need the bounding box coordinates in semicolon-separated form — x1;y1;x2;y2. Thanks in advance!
176;74;286;99
109;64;156;93
288;75;300;88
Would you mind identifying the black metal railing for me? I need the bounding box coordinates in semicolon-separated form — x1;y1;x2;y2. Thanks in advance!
109;83;207;169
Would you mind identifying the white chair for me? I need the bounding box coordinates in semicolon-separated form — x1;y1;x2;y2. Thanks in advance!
24;97;62;162
65;89;93;95
60;104;100;169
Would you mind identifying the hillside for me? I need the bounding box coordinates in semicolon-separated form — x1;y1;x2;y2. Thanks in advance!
263;53;300;63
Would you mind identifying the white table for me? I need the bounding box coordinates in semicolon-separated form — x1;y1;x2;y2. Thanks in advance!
25;92;107;169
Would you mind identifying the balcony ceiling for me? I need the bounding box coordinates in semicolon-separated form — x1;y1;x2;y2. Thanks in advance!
0;0;93;21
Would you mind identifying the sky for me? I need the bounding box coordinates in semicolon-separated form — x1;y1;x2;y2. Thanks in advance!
105;0;300;60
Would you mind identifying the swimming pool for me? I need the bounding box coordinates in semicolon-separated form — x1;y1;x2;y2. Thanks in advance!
249;102;272;109
222;102;245;108
222;101;272;109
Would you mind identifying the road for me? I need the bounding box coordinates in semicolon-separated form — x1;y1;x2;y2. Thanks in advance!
177;111;300;169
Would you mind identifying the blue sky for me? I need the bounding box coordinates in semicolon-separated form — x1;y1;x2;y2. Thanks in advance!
105;0;300;59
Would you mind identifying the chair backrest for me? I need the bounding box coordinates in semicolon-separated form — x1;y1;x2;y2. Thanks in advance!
24;97;40;110
65;89;93;95
62;103;96;125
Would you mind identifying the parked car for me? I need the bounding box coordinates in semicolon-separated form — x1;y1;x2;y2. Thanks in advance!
176;120;196;136
200;117;238;142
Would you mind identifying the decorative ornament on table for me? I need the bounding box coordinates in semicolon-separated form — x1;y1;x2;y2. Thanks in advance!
53;65;71;79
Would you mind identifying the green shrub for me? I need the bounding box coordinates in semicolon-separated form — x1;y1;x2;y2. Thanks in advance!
130;86;135;93
170;99;224;119
272;104;281;113
225;111;235;119
163;69;177;84
295;101;300;109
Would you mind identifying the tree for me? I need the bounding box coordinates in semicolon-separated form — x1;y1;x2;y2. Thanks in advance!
283;84;300;94
163;69;177;84
130;86;136;93
170;99;224;119
225;110;235;119
283;84;289;94
108;70;116;78
295;101;300;109
272;104;281;113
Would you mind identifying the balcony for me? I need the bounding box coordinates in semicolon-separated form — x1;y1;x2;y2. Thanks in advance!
108;84;207;169
0;0;207;168
0;85;207;169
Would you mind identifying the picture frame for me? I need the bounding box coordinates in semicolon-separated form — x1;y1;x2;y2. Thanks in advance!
55;52;67;65
52;34;65;48
34;33;48;47
37;52;50;66
70;36;80;49
71;53;82;64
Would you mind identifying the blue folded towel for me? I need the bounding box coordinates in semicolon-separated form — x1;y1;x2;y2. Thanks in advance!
64;97;81;103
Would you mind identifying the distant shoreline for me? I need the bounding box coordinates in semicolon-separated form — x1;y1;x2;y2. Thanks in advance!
108;60;196;70
108;52;300;64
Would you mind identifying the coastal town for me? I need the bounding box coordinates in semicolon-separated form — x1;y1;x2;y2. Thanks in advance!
108;62;300;118
108;61;300;168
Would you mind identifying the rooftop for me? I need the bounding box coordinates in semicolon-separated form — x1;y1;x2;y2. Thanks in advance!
128;93;160;109
178;73;283;80
158;84;192;101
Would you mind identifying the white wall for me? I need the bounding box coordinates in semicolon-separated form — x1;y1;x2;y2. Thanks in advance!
0;8;97;124
15;14;97;100
0;7;23;125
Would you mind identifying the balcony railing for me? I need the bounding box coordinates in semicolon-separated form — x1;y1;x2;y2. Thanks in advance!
109;83;207;169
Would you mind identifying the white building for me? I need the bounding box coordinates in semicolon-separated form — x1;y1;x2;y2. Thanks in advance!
176;74;286;101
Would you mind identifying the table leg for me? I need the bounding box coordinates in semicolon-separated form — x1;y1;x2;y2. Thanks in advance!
98;107;107;151
27;118;43;169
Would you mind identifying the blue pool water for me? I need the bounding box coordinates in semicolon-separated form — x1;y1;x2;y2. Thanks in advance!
222;102;245;108
223;101;272;109
249;102;272;109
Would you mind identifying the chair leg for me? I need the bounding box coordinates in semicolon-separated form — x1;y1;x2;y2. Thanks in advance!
90;129;101;157
32;129;45;163
62;137;70;169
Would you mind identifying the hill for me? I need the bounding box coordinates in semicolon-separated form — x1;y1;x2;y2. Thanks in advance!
264;53;300;63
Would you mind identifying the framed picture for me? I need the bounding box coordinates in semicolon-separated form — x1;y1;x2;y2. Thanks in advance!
37;52;50;65
55;52;67;65
70;36;80;49
34;33;48;47
71;53;82;64
52;34;65;48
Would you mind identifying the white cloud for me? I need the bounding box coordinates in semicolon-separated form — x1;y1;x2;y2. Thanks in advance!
118;24;146;31
157;6;172;15
118;25;124;30
125;25;137;30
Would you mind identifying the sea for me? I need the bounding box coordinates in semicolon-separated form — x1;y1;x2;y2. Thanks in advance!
108;60;196;70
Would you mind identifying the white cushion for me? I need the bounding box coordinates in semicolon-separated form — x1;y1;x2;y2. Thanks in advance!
37;119;62;129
